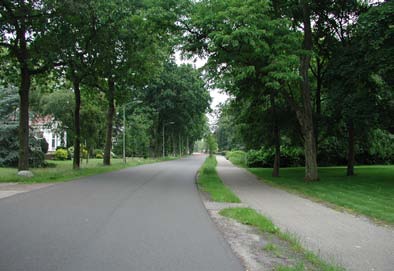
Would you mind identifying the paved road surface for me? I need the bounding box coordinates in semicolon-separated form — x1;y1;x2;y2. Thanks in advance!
0;155;243;271
216;155;394;271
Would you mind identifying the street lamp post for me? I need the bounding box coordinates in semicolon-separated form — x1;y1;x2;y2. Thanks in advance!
123;105;126;164
162;121;174;157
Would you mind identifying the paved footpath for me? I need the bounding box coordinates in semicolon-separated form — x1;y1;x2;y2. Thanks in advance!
0;156;243;271
0;183;53;200
216;155;394;271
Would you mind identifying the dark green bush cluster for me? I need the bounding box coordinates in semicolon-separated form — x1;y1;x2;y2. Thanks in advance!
0;124;46;167
246;146;304;168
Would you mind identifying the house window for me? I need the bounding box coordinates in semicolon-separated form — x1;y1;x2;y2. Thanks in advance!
52;135;56;149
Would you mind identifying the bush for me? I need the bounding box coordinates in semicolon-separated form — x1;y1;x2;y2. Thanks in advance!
246;148;274;167
40;138;49;154
0;124;46;167
81;148;88;159
317;137;347;166
363;129;394;164
245;146;304;168
67;145;89;159
226;150;247;167
54;148;68;160
93;149;103;159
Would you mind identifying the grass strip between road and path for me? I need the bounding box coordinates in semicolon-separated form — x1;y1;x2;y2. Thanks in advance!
197;156;240;203
0;157;174;184
220;207;345;271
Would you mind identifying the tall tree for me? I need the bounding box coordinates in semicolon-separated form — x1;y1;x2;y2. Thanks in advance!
50;0;100;169
91;0;182;165
182;0;321;179
325;0;394;175
0;0;52;171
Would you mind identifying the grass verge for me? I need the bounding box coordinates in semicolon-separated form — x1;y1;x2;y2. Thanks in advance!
248;166;394;224
197;156;240;203
0;157;172;183
220;207;344;271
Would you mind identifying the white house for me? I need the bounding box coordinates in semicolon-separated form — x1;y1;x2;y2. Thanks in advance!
31;115;67;153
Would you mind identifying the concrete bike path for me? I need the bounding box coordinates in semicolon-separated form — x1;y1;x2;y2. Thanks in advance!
216;155;394;271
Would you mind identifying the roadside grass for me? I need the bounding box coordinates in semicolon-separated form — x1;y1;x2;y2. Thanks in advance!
220;207;344;271
0;157;172;183
220;207;278;233
248;166;394;224
197;156;240;203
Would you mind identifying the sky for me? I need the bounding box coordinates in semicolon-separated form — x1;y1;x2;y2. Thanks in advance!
174;52;229;128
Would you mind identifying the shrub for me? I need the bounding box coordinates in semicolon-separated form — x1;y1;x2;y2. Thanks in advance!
40;138;49;154
280;145;304;167
94;149;103;159
246;148;274;167
0;124;46;167
226;150;247;167
245;146;304;168
54;148;68;160
81;148;88;159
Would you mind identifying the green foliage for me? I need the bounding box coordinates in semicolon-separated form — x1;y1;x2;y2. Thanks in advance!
54;149;68;161
247;146;304;168
0;124;45;168
197;156;240;203
93;149;104;159
368;129;394;164
206;134;218;157
142;61;211;157
40;138;49;154
225;150;247;167
0;124;19;167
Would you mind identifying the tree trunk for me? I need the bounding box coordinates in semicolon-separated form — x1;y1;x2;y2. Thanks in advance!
302;121;319;181
347;122;355;176
273;124;280;177
270;92;280;177
298;0;319;181
315;58;322;152
172;134;176;156
103;79;115;166
73;79;81;170
18;65;31;171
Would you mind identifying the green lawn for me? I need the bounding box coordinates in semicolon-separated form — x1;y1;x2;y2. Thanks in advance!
248;166;394;224
0;157;171;183
197;156;240;203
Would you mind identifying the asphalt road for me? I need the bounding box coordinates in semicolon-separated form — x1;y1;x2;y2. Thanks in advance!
0;155;243;271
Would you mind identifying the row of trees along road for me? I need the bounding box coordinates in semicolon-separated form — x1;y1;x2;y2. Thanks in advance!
181;0;393;181
0;0;210;172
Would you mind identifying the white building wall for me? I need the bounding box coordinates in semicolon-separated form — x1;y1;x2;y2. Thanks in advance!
43;129;66;152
